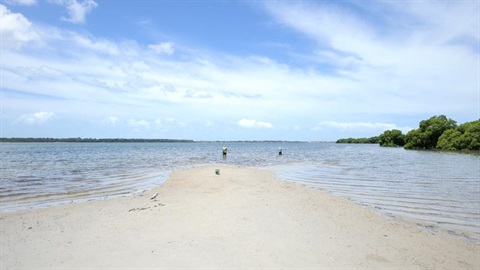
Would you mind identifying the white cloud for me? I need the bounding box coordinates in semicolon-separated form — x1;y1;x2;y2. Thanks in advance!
186;90;212;99
238;119;273;129
0;4;39;49
2;2;475;122
154;118;187;130
129;119;150;128
1;2;477;140
15;65;62;79
148;42;174;55
262;1;479;117
265;1;479;64
18;112;55;124
72;35;119;55
103;116;118;125
51;0;97;24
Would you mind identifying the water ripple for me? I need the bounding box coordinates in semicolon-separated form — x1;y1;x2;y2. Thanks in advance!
1;142;479;243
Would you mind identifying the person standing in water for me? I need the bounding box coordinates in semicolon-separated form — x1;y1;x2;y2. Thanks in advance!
222;146;227;157
278;147;283;156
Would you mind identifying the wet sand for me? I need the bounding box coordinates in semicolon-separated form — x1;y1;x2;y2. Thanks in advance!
1;165;478;269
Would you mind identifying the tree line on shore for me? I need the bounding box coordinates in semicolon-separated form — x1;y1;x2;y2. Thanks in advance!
0;138;194;143
0;138;300;143
335;136;379;144
336;115;480;151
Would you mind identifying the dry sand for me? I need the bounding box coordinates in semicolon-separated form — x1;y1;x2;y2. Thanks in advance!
1;164;479;269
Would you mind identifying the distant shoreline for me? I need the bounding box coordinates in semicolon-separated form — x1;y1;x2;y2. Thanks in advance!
0;137;194;143
0;138;317;143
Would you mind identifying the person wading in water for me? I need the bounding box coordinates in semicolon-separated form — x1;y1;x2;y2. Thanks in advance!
222;146;227;157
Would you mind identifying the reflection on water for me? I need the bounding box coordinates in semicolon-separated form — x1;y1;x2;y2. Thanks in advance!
0;142;479;242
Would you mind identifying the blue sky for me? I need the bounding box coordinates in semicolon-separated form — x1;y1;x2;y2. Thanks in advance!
1;0;479;141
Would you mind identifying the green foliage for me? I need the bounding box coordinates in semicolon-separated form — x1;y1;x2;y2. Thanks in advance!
336;136;379;144
404;129;427;149
379;129;405;147
404;115;456;149
435;129;462;150
336;115;477;152
436;120;480;150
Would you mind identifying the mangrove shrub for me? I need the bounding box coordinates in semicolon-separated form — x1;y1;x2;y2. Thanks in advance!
436;120;480;150
379;129;405;147
404;115;457;149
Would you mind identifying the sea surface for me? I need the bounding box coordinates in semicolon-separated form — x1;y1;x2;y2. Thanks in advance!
1;142;479;242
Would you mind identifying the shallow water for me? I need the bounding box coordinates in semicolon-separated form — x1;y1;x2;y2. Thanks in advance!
1;142;478;242
268;146;480;242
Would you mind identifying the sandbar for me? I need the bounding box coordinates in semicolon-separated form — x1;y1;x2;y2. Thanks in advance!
1;165;478;269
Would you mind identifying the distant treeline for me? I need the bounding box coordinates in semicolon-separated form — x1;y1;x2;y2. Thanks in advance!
335;136;379;144
336;115;480;151
0;138;310;143
0;137;194;143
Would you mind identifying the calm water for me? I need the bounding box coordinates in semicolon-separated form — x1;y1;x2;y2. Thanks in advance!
1;142;479;242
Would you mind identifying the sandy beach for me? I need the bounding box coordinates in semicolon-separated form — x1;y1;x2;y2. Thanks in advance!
1;164;478;269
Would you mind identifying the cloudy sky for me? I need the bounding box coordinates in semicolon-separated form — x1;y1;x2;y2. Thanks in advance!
1;0;478;141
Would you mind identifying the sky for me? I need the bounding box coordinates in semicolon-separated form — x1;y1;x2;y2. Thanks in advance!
0;0;479;141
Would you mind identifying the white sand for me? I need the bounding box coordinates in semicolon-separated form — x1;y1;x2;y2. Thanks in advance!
1;165;479;269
